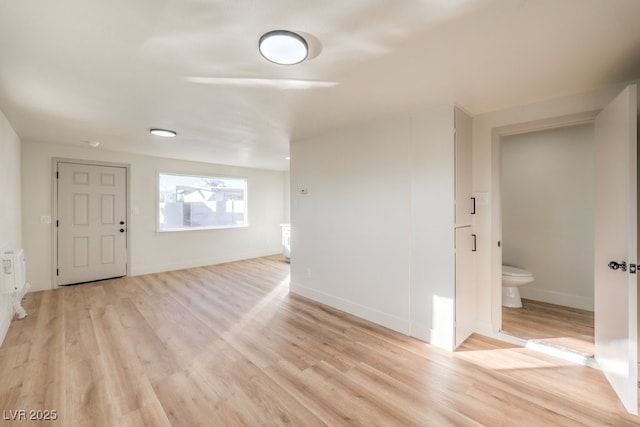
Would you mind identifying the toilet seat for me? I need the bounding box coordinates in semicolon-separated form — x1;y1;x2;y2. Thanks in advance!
502;266;533;277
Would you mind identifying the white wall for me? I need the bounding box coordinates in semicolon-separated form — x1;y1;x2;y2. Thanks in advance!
472;81;636;336
502;124;595;310
0;110;22;344
290;114;413;333
22;141;286;291
409;107;456;344
290;105;458;343
283;170;291;223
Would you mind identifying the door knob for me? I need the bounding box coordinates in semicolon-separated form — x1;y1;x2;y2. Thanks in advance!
120;221;125;225
608;261;627;271
120;229;125;233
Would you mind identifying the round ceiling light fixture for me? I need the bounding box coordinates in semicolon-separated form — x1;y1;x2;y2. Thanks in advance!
259;30;308;65
150;128;177;137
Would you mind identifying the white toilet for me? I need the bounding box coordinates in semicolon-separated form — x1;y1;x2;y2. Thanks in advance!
502;265;534;308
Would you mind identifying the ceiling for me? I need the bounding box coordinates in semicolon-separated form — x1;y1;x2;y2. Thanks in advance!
1;0;639;171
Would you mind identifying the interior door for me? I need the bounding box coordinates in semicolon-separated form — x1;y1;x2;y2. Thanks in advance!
57;162;128;285
594;84;638;415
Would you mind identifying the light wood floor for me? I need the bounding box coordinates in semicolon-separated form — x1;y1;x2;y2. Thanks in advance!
502;299;595;355
1;256;638;426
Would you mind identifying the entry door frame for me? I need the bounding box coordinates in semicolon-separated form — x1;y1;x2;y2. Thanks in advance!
489;111;599;338
52;158;131;288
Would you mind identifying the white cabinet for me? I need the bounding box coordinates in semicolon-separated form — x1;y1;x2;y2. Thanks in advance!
409;105;474;351
455;225;475;347
455;107;474;226
454;107;475;348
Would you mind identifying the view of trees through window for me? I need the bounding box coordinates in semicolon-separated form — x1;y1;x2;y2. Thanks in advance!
158;173;247;231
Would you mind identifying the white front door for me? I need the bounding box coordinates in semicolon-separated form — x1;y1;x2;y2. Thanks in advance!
594;84;638;415
57;162;128;285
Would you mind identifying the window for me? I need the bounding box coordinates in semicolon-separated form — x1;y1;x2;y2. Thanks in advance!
158;173;247;231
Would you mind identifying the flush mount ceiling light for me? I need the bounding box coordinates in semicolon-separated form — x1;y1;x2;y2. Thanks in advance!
259;30;308;65
150;128;177;137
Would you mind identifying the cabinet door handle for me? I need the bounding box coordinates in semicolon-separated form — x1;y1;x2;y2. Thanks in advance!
471;197;476;215
472;234;477;252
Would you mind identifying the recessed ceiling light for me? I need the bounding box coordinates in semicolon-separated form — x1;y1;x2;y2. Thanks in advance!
259;30;308;65
150;128;177;137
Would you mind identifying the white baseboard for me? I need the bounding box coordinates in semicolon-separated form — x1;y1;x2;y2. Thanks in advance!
28;281;51;292
120;248;282;277
290;281;411;336
37;249;283;291
410;324;430;343
519;287;593;311
474;321;496;338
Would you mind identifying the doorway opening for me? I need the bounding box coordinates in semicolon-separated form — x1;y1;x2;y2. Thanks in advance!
490;111;599;357
491;84;638;415
501;123;595;355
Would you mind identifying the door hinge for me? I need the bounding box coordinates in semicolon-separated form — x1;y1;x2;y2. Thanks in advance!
471;234;477;252
56;220;59;227
56;171;59;179
630;264;637;274
56;269;59;276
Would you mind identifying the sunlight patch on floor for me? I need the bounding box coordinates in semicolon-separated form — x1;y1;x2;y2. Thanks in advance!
455;346;579;371
221;274;291;342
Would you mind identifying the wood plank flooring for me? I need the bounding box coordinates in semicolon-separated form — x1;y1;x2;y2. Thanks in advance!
502;299;595;355
1;256;638;426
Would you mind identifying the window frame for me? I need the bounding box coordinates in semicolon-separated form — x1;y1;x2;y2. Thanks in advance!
156;171;249;232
